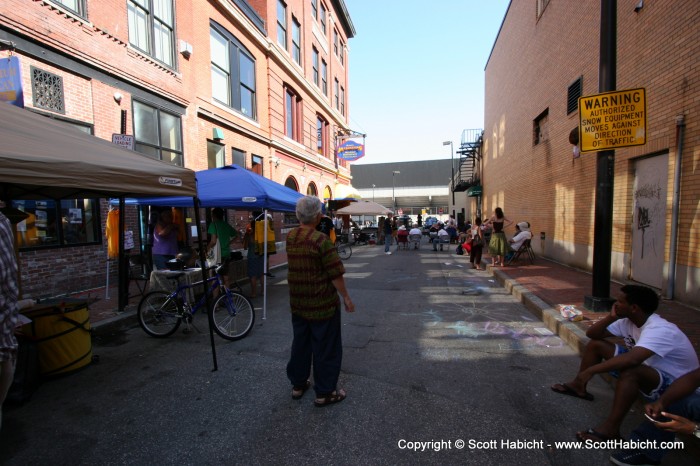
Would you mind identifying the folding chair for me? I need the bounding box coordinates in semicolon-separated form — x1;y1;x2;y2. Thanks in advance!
128;254;151;298
397;232;409;250
505;239;535;265
408;234;422;250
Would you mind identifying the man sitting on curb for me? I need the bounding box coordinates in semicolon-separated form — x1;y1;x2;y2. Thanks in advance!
550;284;699;442
610;367;700;465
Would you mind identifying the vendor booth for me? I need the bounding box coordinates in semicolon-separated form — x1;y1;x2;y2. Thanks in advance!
0;102;222;375
120;165;304;320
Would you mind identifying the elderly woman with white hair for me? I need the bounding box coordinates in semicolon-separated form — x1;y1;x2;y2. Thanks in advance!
285;196;355;407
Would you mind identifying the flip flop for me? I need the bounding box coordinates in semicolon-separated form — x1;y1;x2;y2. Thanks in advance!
576;428;622;442
291;380;311;400
551;383;595;401
314;388;346;407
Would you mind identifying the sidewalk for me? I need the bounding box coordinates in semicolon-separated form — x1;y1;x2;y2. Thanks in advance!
488;258;700;357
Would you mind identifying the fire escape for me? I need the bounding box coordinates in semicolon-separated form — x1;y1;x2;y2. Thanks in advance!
453;129;483;195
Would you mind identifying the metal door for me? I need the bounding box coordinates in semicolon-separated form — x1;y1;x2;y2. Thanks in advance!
630;153;668;288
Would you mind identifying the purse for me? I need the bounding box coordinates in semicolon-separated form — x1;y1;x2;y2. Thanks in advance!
472;230;483;247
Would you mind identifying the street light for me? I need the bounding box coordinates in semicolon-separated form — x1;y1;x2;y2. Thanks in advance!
392;171;400;213
372;184;376;202
443;140;455;207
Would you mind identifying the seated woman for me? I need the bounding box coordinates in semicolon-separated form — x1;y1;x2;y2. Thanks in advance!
396;225;409;250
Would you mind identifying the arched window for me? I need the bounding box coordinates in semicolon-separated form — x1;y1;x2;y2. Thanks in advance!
323;185;332;200
307;182;318;196
285;176;299;192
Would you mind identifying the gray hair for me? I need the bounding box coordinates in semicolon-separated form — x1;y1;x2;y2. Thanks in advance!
296;196;322;225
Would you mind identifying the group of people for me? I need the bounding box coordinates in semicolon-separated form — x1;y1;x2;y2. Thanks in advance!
550;284;700;465
151;207;267;298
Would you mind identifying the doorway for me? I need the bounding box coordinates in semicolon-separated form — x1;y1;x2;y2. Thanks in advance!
630;153;668;289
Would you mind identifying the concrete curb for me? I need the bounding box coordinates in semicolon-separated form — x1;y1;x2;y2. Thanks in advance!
489;266;590;356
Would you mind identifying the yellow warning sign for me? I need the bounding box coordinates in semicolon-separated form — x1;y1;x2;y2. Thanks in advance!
579;88;646;152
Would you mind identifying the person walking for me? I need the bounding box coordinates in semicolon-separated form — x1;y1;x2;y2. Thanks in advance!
469;217;485;270
286;196;355;407
383;216;393;255
0;210;19;429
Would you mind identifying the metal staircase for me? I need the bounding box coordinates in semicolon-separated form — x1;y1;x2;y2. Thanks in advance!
453;129;482;192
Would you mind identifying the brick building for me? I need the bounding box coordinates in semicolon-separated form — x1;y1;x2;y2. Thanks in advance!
0;0;355;298
482;0;699;306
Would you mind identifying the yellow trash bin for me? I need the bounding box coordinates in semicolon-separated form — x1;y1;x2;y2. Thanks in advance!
21;299;92;377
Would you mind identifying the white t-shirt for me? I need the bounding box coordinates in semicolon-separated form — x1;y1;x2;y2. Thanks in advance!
607;313;700;379
437;229;449;239
409;228;422;236
510;230;532;251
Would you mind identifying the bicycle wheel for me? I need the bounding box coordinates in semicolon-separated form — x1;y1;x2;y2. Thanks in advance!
336;241;352;260
138;291;182;338
210;291;255;341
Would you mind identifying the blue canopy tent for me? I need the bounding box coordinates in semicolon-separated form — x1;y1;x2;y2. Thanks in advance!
120;165;304;319
123;165;303;211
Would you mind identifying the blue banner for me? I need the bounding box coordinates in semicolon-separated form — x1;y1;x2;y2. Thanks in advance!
336;139;365;162
0;56;24;108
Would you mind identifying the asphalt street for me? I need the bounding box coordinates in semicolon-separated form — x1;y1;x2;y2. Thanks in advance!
1;240;696;465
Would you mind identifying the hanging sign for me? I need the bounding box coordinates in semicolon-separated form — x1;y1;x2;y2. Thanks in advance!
336;139;365;162
579;88;646;152
0;56;24;108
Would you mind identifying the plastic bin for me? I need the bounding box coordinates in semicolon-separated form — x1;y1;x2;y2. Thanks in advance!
20;298;92;377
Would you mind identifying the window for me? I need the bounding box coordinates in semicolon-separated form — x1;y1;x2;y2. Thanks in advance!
567;77;583;115
340;86;345;116
210;23;257;119
127;0;175;67
292;17;301;65
207;140;225;168
277;0;287;50
321;60;328;95
31;66;65;114
285;86;302;142
320;2;327;34
339;40;345;66
133;100;183;166
285;176;299;192
307;182;318;196
312;47;319;86
252;154;263;176
49;0;86;17
232;148;246;168
333;29;338;56
13;199;100;249
316;115;328;157
533;108;549;145
311;0;318;20
537;0;550;19
334;78;339;109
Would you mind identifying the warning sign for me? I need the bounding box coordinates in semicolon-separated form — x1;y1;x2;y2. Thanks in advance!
579;88;646;152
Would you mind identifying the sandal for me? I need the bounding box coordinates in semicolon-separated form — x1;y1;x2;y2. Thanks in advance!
314;388;346;407
292;380;311;400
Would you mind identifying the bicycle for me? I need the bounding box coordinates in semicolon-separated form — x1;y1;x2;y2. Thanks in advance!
335;239;352;260
137;264;255;341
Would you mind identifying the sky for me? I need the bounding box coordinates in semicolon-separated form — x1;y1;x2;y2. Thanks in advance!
345;0;511;165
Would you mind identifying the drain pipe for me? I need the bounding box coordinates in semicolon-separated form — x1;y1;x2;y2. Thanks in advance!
667;114;685;299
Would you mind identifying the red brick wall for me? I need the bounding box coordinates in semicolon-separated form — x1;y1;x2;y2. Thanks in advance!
484;0;700;304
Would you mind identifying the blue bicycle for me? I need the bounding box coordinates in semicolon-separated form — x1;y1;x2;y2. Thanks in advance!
137;264;254;341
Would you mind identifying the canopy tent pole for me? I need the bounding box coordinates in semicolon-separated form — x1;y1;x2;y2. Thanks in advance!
118;197;127;312
263;209;268;320
194;198;218;371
